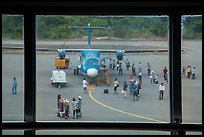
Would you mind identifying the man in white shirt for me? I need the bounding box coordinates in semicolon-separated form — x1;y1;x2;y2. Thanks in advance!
159;83;165;100
82;78;88;94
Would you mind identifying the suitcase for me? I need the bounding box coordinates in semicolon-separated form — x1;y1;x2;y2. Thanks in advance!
104;89;108;94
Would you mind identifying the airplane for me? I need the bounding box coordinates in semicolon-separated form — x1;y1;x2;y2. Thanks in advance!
2;23;168;78
57;23;168;78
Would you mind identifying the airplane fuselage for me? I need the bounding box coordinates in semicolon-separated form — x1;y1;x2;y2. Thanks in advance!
80;49;101;77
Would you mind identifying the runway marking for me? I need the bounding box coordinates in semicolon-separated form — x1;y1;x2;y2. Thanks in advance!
87;84;95;90
89;90;167;123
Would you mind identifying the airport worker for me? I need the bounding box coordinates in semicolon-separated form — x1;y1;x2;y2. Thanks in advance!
82;78;88;94
123;81;128;98
72;98;78;119
147;63;151;76
64;99;70;119
113;78;119;94
132;63;136;76
119;63;123;75
191;67;196;79
159;83;165;100
76;96;82;118
12;77;17;94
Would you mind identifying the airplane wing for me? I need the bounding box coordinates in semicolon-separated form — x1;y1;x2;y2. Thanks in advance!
2;46;82;53
97;48;168;61
124;49;168;53
2;46;168;53
97;49;168;53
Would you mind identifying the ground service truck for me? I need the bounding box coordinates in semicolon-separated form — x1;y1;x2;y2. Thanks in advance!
51;70;67;87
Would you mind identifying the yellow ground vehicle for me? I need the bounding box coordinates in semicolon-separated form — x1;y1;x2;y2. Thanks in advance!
55;57;70;69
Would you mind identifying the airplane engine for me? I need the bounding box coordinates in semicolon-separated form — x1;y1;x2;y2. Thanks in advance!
57;49;66;59
116;50;125;61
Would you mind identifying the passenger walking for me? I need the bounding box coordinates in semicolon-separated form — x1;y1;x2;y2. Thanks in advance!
135;79;141;97
113;78;119;94
125;59;130;70
119;63;123;75
191;67;196;79
138;72;142;83
59;97;65;118
153;73;158;84
182;65;186;78
150;71;154;83
147;63;151;76
132;64;136;76
82;78;88;94
12;77;17;94
163;67;168;82
76;96;82;118
132;80;139;101
64;99;70;119
187;64;191;78
129;79;134;95
138;62;142;74
116;60;120;70
123;81;128;98
57;94;61;117
109;60;112;69
159;83;165;100
72;98;78;119
112;60;116;70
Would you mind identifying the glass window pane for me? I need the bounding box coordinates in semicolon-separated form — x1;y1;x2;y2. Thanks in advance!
186;132;202;135
2;130;24;135
2;14;24;121
36;130;170;135
36;15;169;123
181;15;202;124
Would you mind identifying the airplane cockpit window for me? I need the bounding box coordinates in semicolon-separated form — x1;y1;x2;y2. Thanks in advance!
83;57;99;66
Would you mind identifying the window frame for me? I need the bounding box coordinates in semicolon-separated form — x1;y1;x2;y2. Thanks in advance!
1;2;202;135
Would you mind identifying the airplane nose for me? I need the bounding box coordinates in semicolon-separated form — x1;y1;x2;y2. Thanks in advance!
87;68;98;77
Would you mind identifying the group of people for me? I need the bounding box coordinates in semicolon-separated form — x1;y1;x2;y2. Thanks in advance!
57;94;82;119
182;64;196;79
113;77;142;101
112;62;169;101
129;79;141;101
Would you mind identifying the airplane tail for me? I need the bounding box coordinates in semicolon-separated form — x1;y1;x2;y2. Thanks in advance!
69;23;110;49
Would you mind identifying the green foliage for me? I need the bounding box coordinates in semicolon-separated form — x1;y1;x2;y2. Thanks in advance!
2;15;23;39
2;15;202;40
183;16;202;39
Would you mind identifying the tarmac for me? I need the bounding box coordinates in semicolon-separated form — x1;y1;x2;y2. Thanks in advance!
2;40;202;135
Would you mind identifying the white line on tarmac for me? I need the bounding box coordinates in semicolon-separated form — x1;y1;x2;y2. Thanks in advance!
89;90;167;123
